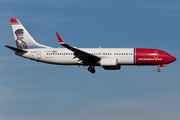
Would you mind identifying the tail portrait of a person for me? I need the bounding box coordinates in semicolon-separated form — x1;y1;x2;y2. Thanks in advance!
15;29;28;49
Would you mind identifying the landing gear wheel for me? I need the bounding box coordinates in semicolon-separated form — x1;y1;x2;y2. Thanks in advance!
157;69;161;72
88;66;96;74
88;66;92;72
91;69;95;74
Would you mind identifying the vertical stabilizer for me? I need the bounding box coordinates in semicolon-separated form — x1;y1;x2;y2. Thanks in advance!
10;18;50;49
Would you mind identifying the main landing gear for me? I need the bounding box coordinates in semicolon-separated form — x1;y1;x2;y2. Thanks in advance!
88;66;95;74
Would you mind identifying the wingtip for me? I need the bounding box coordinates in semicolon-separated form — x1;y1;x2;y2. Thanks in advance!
56;32;65;44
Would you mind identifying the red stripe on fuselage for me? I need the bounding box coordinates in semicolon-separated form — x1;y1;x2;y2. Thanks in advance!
135;48;173;65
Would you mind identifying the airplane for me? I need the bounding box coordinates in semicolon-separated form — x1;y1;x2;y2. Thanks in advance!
5;18;176;74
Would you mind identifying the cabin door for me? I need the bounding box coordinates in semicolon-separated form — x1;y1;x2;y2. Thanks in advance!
154;51;158;59
37;50;41;59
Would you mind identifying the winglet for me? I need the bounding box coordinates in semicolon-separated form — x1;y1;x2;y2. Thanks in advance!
56;32;65;44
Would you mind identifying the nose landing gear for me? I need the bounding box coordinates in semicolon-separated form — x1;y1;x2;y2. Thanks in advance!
157;64;166;72
157;65;161;72
88;66;95;74
157;68;161;72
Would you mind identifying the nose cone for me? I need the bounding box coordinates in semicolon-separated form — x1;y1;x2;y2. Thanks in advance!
170;55;177;63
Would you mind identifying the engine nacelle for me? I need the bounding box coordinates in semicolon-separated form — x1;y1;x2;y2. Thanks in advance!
100;58;120;70
103;65;121;70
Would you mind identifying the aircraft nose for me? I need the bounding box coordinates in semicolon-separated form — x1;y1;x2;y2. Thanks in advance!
170;55;177;63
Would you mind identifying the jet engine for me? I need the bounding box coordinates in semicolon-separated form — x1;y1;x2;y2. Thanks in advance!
100;58;121;70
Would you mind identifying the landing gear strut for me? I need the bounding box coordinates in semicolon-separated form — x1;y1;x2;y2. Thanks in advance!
157;64;166;72
157;65;161;72
88;66;95;74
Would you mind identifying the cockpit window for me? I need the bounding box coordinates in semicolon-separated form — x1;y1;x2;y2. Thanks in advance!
163;53;170;55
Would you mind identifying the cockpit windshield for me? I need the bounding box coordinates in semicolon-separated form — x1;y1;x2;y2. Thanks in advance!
163;53;170;55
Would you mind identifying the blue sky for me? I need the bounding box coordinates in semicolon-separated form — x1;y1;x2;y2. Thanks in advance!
0;0;180;120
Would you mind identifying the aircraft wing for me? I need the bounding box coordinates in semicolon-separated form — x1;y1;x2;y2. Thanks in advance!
56;33;101;64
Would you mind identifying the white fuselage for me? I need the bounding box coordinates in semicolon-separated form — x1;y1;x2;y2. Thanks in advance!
19;48;135;65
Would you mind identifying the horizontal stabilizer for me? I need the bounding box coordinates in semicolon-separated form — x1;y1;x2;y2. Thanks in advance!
4;45;27;53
